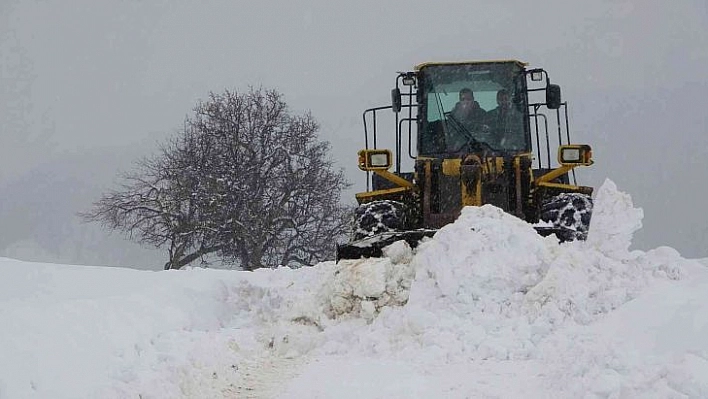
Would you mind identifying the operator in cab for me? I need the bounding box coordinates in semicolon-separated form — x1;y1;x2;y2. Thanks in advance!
486;89;525;149
446;88;488;151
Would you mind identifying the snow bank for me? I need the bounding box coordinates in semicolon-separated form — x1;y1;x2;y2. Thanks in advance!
1;179;707;398
0;260;330;398
284;179;708;396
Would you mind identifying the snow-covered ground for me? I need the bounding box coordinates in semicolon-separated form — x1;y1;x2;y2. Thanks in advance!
1;179;707;398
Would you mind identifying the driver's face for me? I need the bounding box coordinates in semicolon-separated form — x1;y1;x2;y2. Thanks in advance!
460;94;473;107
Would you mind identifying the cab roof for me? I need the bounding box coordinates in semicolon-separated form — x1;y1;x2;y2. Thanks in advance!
414;60;528;71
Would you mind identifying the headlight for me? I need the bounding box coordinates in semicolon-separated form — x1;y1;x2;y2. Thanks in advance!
558;145;593;166
369;153;389;167
358;149;392;171
562;148;581;162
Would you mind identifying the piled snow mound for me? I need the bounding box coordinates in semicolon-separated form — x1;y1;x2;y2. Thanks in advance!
587;178;644;257
342;204;559;361
313;179;696;368
323;240;415;322
409;204;554;309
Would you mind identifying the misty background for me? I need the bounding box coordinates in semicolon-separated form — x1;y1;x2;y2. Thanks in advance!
1;0;706;270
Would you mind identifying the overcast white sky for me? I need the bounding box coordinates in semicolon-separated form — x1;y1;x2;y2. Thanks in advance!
1;0;706;267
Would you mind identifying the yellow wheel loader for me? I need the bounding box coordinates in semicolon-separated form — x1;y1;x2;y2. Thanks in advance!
336;60;594;261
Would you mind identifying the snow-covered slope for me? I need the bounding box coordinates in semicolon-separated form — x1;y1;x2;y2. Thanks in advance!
1;179;706;398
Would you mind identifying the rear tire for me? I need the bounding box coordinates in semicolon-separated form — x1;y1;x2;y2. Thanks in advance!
352;200;406;241
540;193;593;240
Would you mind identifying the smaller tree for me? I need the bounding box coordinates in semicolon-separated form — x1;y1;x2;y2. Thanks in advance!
83;88;350;270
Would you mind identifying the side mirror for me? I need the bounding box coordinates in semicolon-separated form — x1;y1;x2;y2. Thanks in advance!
391;88;402;113
546;84;562;109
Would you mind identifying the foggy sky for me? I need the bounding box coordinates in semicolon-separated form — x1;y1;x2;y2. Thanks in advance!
1;0;706;268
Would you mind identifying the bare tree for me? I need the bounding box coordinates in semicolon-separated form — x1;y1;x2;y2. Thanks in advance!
83;88;350;270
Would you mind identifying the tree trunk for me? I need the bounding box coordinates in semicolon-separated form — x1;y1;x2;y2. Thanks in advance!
165;245;223;270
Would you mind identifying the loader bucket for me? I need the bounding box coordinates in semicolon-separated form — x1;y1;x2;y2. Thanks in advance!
335;229;437;262
533;225;587;242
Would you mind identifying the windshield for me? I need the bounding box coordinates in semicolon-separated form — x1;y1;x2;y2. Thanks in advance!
418;62;528;154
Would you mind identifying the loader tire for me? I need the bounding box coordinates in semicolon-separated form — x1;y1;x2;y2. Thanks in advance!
352;200;406;241
540;193;593;240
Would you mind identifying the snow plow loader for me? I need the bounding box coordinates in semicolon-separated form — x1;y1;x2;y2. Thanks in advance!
336;60;594;261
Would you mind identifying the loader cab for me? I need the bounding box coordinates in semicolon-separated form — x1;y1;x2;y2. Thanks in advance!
363;59;578;195
415;61;530;156
380;60;574;172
